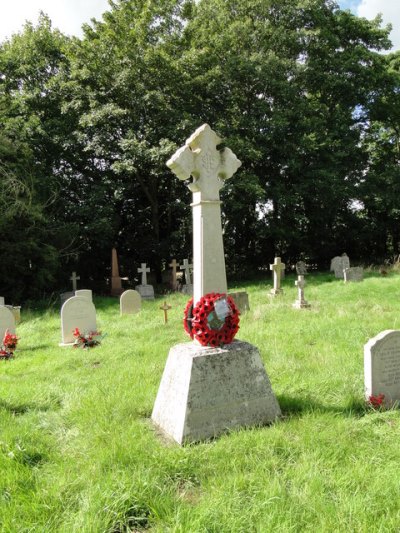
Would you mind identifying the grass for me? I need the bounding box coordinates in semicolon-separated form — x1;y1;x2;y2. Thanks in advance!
1;271;400;532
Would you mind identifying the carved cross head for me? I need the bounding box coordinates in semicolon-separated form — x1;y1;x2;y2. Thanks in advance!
167;124;241;202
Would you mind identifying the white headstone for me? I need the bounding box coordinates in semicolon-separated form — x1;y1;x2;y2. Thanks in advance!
344;266;363;283
270;257;285;296
365;330;400;408
228;291;250;313
120;290;141;315
60;296;97;345
0;306;16;341
75;289;93;301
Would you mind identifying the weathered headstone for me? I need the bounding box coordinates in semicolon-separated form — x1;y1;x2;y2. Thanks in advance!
228;291;250;313
152;124;281;444
364;330;400;408
0;306;16;341
120;290;141;315
293;275;311;309
270;257;285;296
60;296;97;345
111;248;125;296
0;297;4;306
60;292;74;306
330;253;350;279
296;261;307;276
75;289;93;301
344;266;364;283
169;259;179;291
135;262;155;300
5;305;21;324
180;258;193;295
70;271;80;291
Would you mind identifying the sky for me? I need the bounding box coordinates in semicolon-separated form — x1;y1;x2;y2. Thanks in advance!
0;0;399;51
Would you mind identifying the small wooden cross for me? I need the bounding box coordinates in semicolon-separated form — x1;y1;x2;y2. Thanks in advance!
160;301;172;323
70;271;80;291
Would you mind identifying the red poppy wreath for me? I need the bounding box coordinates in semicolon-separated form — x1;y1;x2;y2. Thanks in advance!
183;292;240;347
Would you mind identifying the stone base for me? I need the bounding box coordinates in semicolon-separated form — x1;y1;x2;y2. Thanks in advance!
292;300;311;309
151;340;281;445
135;284;155;300
228;291;250;313
60;292;74;306
270;288;283;297
181;284;193;296
59;342;74;347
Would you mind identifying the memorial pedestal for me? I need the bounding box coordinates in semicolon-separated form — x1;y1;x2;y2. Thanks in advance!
152;339;281;445
135;284;155;300
181;284;193;296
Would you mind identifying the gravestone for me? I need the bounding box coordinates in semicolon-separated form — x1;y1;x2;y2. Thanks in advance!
293;275;311;309
135;263;155;300
75;289;93;301
364;330;400;408
344;266;364;283
152;124;281;444
5;305;21;324
169;259;179;291
60;296;97;345
0;306;16;341
120;290;141;315
296;261;307;276
60;292;74;306
228;291;250;313
330;253;350;279
180;258;193;295
270;257;285;296
70;271;80;291
111;248;125;296
0;297;4;305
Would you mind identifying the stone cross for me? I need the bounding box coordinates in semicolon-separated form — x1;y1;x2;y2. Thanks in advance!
180;258;193;285
169;259;178;291
167;124;241;304
137;263;150;286
160;301;172;323
293;275;311;309
269;257;285;296
70;271;80;292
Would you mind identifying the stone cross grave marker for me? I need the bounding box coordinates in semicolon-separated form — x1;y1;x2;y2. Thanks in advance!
169;259;179;291
120;290;141;315
60;296;97;345
160;301;172;323
167;123;241;304
138;263;150;285
0;306;16;341
293;275;311;309
364;330;400;408
270;257;285;296
180;259;192;285
70;271;80;291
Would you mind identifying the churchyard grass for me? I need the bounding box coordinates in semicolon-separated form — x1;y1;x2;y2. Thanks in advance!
1;271;400;531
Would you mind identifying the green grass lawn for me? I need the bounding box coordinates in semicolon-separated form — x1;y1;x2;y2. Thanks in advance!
1;271;400;532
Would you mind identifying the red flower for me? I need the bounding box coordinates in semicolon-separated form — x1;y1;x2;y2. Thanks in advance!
369;394;385;408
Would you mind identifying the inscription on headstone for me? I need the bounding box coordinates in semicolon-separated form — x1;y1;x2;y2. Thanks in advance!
364;330;400;407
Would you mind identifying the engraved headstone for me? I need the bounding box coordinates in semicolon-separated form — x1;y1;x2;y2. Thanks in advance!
344;266;364;283
0;306;16;340
120;290;141;315
228;291;250;313
295;261;307;276
75;289;93;301
60;296;97;345
365;330;400;408
270;257;285;296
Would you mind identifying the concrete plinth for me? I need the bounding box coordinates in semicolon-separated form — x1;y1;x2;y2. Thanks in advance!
269;288;284;297
292;300;311;309
151;339;281;445
135;284;155;300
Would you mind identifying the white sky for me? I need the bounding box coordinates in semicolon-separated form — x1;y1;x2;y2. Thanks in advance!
0;0;398;51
